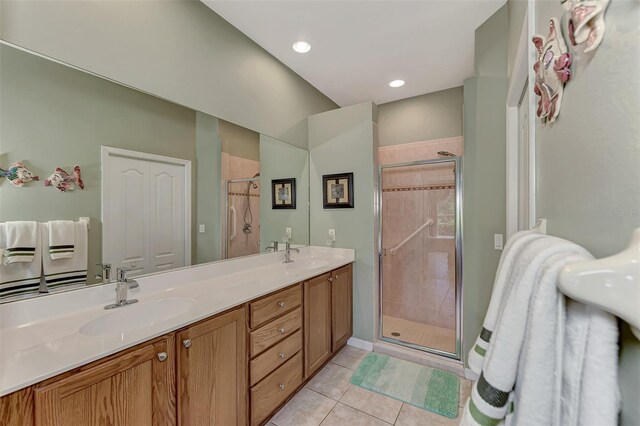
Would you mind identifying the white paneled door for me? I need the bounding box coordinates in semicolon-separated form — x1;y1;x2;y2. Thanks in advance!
103;148;190;276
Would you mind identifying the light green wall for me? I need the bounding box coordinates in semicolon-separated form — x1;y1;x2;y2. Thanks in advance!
259;135;310;249
196;112;222;264
219;119;260;162
462;5;509;364
507;0;527;78
309;102;377;342
377;87;463;146
0;0;337;148
0;44;197;282
533;1;640;423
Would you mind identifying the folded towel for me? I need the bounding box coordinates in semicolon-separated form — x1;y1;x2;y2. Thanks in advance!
461;236;590;426
41;222;88;291
48;220;75;260
0;222;43;299
467;230;546;374
3;221;38;264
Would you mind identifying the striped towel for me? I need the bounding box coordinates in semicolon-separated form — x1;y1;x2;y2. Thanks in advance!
3;221;38;264
0;222;43;299
48;220;75;260
467;230;545;373
461;236;592;426
42;222;88;290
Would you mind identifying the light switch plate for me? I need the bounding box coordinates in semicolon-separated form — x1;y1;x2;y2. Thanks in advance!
328;229;336;241
285;227;292;239
199;224;206;234
494;233;504;250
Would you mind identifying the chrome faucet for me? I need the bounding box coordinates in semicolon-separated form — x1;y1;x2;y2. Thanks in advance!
266;240;279;252
104;268;139;310
283;242;300;264
95;263;112;284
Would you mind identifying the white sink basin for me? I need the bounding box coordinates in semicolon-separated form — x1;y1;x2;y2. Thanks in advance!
290;258;330;271
80;298;195;336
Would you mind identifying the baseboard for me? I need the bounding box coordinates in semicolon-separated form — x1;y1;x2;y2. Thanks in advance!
347;337;373;352
464;368;479;381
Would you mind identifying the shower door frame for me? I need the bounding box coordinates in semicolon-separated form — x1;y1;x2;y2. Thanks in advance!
377;157;463;361
222;177;260;260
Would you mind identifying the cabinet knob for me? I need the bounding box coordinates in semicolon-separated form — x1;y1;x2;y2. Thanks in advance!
183;339;192;348
279;352;286;359
278;327;286;334
278;301;285;308
328;277;334;283
279;383;286;391
157;352;168;362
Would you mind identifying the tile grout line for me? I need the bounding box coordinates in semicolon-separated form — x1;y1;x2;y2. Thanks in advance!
393;403;405;425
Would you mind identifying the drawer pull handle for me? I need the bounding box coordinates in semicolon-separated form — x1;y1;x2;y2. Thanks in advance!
278;327;286;334
279;384;286;391
157;352;168;362
183;339;192;348
279;352;286;359
278;301;285;308
328;277;334;283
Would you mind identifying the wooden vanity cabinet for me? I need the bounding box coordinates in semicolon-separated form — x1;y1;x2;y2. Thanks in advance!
304;272;333;378
176;307;247;426
331;264;353;351
33;334;176;426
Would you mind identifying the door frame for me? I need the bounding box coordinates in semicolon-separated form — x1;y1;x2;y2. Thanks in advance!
506;6;537;239
101;146;192;269
377;156;463;361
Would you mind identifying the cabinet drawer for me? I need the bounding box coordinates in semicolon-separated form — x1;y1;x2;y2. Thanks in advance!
250;284;302;328
251;352;303;426
250;330;302;386
250;307;302;357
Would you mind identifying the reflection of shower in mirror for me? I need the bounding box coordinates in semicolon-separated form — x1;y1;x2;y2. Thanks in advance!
243;172;260;234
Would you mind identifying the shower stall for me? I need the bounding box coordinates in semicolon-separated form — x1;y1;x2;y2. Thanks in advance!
378;156;462;359
223;174;261;259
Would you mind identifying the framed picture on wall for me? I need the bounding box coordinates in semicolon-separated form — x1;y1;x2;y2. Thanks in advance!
322;172;354;208
272;178;296;209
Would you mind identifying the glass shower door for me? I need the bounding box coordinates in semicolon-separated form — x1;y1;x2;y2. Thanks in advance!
224;178;261;259
379;158;462;359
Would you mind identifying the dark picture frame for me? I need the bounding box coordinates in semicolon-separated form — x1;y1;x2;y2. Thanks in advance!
271;178;296;209
322;172;354;209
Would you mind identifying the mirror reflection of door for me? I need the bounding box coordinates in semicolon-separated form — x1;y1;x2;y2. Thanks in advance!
103;148;191;276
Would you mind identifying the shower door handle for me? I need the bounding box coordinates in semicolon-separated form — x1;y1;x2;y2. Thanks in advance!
229;205;237;241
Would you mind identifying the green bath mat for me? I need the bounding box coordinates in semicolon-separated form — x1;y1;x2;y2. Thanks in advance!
351;353;459;419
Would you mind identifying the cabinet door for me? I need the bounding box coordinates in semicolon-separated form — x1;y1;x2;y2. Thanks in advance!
331;264;353;352
177;307;247;425
304;273;332;378
34;336;176;426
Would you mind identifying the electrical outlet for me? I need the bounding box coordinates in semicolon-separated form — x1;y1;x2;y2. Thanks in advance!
494;233;504;250
328;229;336;242
285;227;292;239
199;224;206;234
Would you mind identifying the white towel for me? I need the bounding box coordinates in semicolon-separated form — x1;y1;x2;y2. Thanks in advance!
3;221;38;264
461;236;590;426
48;220;75;260
41;222;88;291
0;222;42;299
467;230;546;374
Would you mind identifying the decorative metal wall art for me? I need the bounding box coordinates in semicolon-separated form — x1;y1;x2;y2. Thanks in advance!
562;0;610;53
532;18;573;124
322;172;354;209
44;165;85;192
271;178;296;209
0;161;39;187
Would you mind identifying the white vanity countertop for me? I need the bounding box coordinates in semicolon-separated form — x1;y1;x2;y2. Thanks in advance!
0;246;354;396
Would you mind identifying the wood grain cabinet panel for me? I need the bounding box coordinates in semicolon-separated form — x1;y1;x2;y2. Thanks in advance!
0;387;34;426
33;335;175;426
331;264;353;352
250;330;302;387
176;307;247;426
304;273;332;378
250;307;302;357
250;284;302;328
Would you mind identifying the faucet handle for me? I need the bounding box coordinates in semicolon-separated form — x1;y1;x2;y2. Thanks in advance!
116;267;133;282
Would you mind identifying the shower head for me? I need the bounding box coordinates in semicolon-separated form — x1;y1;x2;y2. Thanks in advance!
437;151;457;158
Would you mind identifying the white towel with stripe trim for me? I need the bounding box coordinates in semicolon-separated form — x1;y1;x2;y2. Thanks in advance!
0;222;42;299
461;236;591;426
41;222;88;290
3;221;38;264
48;220;75;260
467;230;546;374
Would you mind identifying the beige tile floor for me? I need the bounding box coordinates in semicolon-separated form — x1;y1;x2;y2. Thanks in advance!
382;315;456;353
268;346;472;426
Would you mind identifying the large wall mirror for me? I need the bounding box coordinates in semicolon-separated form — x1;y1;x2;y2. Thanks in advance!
0;43;310;302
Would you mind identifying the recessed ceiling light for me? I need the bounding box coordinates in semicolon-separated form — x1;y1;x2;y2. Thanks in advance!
292;41;311;53
389;79;405;88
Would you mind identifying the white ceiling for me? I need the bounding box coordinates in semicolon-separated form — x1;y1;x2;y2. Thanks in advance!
203;1;505;107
